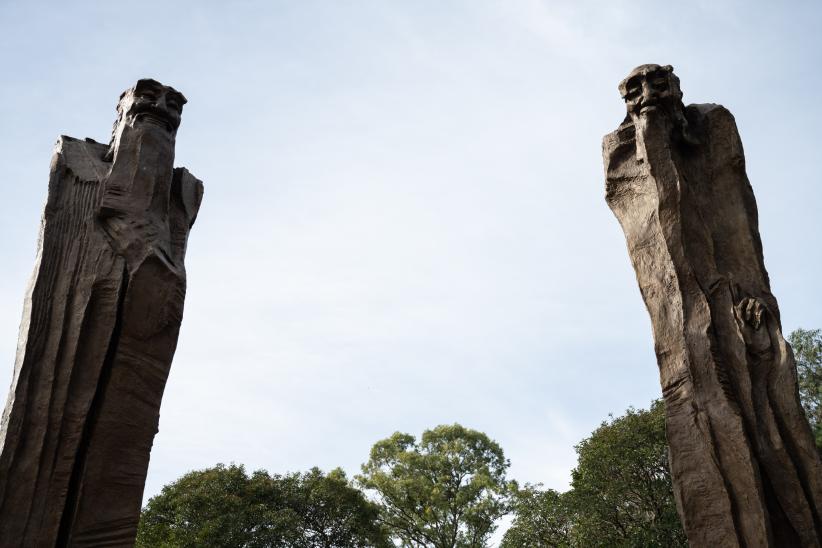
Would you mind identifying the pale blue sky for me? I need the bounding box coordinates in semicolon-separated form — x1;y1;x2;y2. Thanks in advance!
1;0;821;542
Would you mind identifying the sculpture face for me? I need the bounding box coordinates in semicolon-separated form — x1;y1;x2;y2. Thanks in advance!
119;78;186;134
619;64;683;119
105;79;187;161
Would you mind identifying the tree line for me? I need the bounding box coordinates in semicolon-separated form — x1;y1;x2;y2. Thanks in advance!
137;328;822;547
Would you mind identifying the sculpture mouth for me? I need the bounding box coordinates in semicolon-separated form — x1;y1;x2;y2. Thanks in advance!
135;112;175;132
637;98;660;114
130;103;179;132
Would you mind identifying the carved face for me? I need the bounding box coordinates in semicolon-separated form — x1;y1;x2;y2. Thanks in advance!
105;79;187;161
619;64;682;118
118;79;187;134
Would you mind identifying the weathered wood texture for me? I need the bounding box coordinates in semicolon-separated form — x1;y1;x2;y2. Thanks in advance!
0;79;202;547
604;64;822;547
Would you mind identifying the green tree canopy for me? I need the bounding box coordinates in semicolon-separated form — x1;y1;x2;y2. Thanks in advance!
502;400;685;547
789;327;822;450
570;400;684;547
136;464;389;548
500;486;574;548
357;424;512;548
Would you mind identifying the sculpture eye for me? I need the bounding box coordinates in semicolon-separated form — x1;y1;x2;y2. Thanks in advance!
652;78;668;90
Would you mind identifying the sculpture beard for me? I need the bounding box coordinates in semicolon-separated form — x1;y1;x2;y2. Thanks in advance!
100;79;187;268
619;64;696;162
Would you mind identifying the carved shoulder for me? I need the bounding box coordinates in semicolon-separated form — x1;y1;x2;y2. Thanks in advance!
172;167;204;229
44;137;109;215
603;122;644;206
54;136;109;183
688;103;745;170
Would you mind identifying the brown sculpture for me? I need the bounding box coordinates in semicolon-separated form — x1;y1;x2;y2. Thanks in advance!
604;64;822;547
0;79;202;546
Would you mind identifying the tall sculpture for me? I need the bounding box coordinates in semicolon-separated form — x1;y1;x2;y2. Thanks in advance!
604;64;822;546
0;79;202;546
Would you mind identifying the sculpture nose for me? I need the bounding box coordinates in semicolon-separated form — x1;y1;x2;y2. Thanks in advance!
642;80;658;102
152;94;167;111
642;80;659;102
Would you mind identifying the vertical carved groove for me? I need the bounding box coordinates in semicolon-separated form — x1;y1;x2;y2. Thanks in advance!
56;265;128;546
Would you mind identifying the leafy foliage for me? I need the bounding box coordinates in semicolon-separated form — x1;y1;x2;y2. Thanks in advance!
789;328;822;451
500;486;574;548
502;401;685;547
136;464;389;548
357;424;512;548
569;400;684;547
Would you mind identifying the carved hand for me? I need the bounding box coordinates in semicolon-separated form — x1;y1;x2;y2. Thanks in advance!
734;296;773;356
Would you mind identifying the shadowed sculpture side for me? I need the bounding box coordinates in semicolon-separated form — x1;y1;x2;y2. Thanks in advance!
0;79;203;547
604;64;822;547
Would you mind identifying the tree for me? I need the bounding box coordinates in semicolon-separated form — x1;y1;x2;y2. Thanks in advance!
502;401;685;547
789;328;822;451
357;424;512;548
136;464;390;548
500;486;574;548
570;400;684;547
